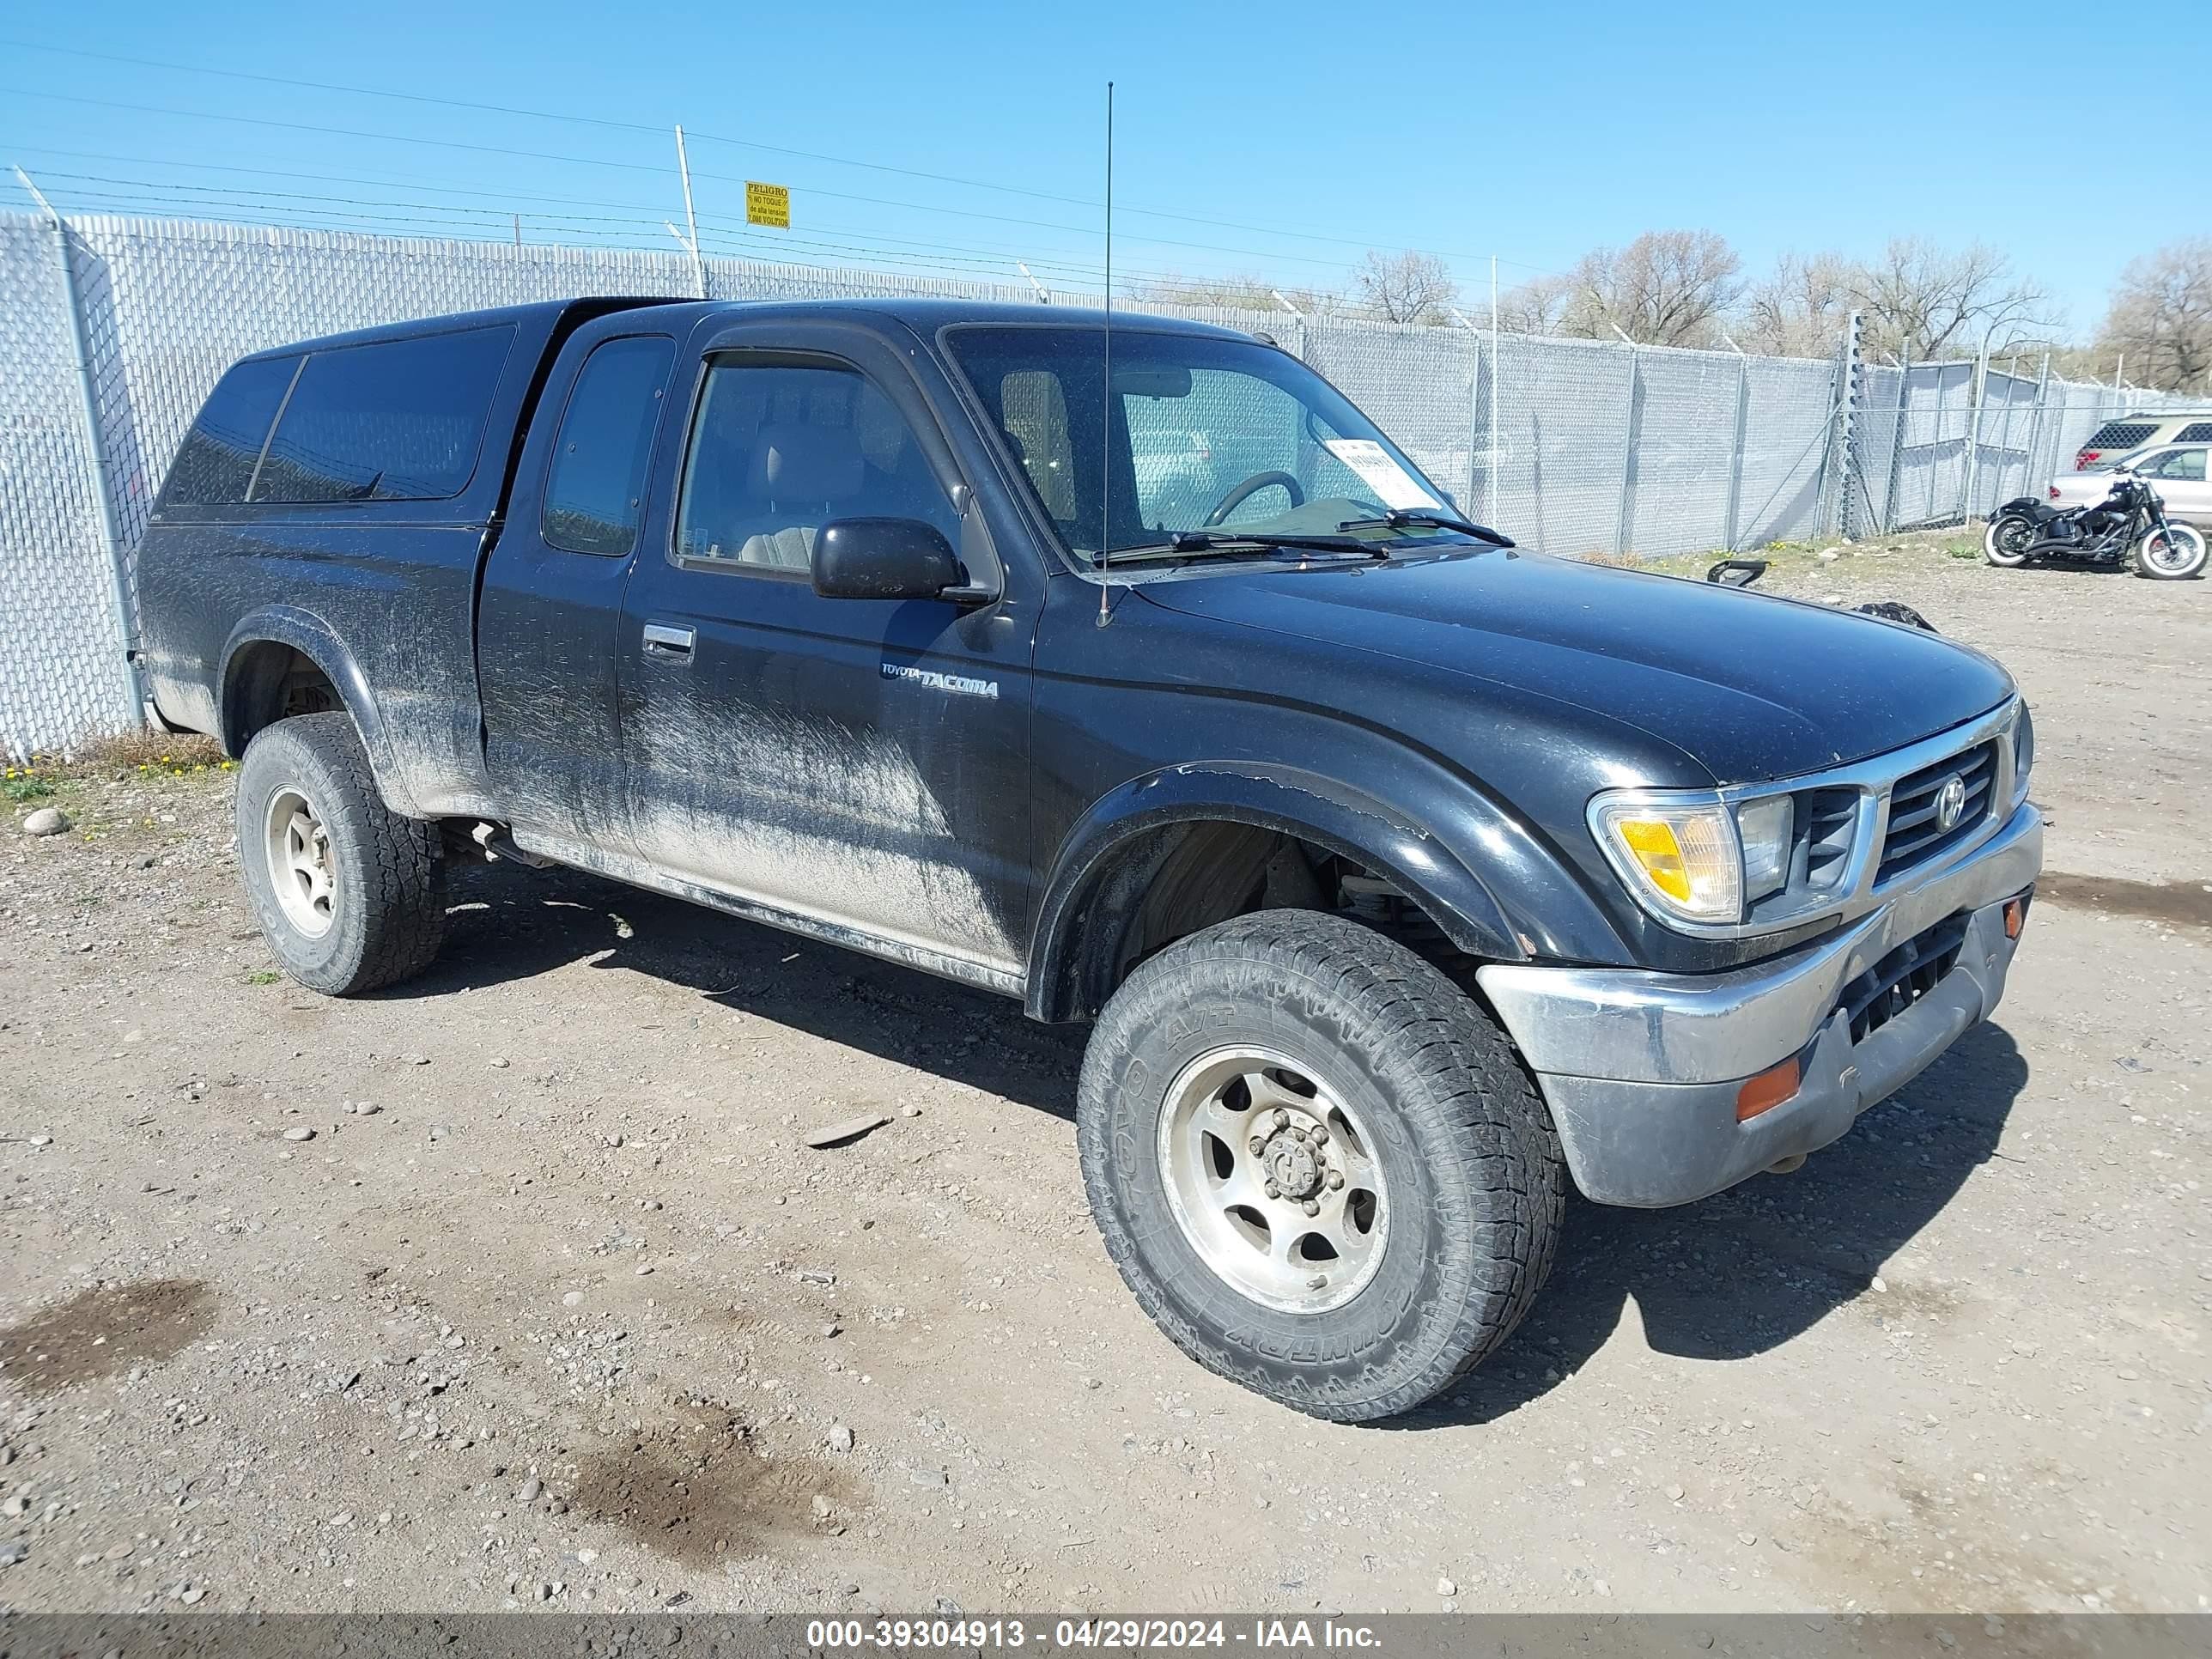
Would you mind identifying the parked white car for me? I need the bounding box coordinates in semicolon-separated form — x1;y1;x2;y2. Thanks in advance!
2045;442;2212;526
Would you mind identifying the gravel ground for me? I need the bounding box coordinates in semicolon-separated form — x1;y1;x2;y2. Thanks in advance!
0;540;2206;1616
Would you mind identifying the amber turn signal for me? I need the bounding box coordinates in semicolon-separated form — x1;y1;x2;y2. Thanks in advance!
1735;1057;1802;1122
2003;897;2025;939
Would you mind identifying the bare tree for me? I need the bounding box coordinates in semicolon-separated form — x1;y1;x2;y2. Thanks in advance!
1846;239;2046;361
1560;230;1741;347
1738;252;1856;358
1495;272;1577;335
2097;240;2212;392
1354;250;1459;325
1128;271;1346;316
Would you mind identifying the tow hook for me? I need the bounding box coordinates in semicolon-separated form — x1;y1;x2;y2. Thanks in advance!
1765;1152;1808;1176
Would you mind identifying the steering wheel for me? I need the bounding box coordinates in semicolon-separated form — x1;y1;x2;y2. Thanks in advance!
1202;471;1305;527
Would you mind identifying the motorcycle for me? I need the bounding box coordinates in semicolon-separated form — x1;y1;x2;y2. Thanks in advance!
1984;473;2208;580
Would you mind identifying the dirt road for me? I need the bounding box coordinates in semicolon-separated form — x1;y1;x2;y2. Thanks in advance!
1;543;2206;1615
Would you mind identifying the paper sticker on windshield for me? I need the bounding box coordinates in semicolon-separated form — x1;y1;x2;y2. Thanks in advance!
1322;439;1441;511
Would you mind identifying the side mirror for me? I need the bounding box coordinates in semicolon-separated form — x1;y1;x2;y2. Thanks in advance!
811;517;964;601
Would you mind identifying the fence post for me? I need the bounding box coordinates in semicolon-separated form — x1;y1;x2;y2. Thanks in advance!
15;173;144;726
1826;310;1863;539
1961;337;1990;523
1722;354;1750;551
1880;354;1910;535
1613;346;1641;556
2023;353;2051;485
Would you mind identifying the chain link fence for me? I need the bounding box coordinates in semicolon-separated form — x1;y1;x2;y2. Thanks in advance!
2;210;2202;757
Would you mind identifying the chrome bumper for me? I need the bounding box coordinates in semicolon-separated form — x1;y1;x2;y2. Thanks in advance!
1476;800;2041;1207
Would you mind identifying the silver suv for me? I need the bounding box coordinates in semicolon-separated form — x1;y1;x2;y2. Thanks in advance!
2074;411;2212;471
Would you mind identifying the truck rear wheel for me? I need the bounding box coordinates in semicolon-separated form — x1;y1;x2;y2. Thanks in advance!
235;713;447;995
1077;909;1564;1422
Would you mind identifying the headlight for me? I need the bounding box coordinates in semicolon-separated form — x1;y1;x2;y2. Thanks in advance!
1592;791;1798;927
1736;794;1796;902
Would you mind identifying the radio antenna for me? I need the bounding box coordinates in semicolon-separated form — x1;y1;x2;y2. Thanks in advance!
1097;80;1115;621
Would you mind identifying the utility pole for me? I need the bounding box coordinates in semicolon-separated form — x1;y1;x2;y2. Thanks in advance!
673;125;707;299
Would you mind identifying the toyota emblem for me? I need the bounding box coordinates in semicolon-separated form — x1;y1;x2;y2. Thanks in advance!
1933;774;1968;833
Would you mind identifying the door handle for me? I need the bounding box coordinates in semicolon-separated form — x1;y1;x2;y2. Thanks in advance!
641;622;696;661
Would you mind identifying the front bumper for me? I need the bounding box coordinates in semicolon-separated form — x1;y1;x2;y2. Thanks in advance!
1476;799;2042;1207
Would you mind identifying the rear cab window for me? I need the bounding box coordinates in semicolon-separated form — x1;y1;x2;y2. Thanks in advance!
541;335;676;557
250;326;515;504
158;356;300;507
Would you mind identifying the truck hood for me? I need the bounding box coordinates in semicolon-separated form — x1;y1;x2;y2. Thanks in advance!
1136;549;2014;786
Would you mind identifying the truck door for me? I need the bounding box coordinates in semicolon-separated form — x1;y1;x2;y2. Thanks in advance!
614;319;1036;986
480;328;678;856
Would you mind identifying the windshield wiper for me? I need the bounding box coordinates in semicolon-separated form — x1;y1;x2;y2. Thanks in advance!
1336;508;1514;547
1107;530;1388;564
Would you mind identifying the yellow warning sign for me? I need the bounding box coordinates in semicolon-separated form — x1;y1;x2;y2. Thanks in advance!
745;181;791;229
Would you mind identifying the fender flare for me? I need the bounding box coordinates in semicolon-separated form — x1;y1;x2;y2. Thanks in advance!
217;606;416;816
1024;762;1537;1022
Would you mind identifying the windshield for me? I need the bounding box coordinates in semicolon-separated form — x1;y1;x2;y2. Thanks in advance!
945;325;1464;561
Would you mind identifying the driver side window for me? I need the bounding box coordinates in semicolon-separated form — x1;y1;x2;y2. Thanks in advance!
673;360;959;573
2148;448;2206;482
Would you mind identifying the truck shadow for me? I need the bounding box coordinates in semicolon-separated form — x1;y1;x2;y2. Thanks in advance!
411;858;1088;1115
416;860;2027;1422
1413;1019;2030;1428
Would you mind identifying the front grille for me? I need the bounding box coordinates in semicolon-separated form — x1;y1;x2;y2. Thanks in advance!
1838;915;1969;1043
1877;740;1998;884
1799;787;1859;890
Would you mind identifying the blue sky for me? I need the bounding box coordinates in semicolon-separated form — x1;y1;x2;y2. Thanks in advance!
0;0;2162;336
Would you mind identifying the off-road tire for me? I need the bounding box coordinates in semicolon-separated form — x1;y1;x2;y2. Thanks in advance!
235;713;447;995
1077;909;1565;1422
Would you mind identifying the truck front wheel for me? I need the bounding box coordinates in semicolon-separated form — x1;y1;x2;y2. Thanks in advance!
235;713;447;995
1077;909;1564;1422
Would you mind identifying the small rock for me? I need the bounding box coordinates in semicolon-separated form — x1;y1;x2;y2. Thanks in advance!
804;1113;889;1149
489;1057;511;1069
21;807;70;837
0;1540;28;1567
822;1322;841;1339
799;1270;836;1288
353;1102;381;1116
634;1264;653;1277
562;1291;584;1308
428;1124;452;1142
403;1053;429;1066
27;1135;52;1147
811;1494;833;1518
826;1425;854;1454
1870;1275;1888;1293
1436;1576;1456;1598
1738;1531;1759;1546
909;1468;948;1487
1664;1484;1685;1502
517;1478;542;1504
180;1583;206;1604
1;1498;25;1519
899;1105;921;1118
283;1127;315;1142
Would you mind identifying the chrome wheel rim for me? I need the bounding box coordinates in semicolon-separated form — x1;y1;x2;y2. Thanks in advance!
264;785;337;939
1156;1045;1389;1315
2145;529;2199;573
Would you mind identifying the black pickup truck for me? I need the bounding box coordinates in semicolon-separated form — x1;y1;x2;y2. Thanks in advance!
137;296;2042;1420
